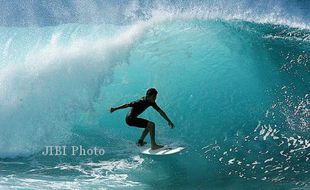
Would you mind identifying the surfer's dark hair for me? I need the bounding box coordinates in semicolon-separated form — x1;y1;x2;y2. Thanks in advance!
146;88;158;97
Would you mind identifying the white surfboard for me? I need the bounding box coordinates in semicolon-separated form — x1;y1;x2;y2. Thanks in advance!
140;145;185;155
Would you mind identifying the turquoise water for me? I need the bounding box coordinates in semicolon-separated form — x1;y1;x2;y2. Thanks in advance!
0;1;309;189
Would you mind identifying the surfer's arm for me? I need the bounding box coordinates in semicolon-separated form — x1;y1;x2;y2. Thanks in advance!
153;104;174;128
110;99;139;113
159;110;174;128
109;104;130;113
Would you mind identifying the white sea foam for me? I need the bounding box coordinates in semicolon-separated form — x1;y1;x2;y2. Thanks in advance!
0;20;153;158
0;156;144;189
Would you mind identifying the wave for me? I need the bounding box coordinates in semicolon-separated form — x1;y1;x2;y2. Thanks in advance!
0;3;309;190
0;21;153;158
0;4;309;189
0;0;309;30
0;13;309;157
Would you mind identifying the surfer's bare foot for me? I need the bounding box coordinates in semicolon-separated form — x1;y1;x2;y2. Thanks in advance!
151;144;164;150
136;140;147;147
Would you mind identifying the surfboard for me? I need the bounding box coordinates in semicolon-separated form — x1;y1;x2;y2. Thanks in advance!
140;145;185;155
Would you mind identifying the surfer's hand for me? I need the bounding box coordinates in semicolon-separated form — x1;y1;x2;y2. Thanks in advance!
168;121;174;129
109;107;115;113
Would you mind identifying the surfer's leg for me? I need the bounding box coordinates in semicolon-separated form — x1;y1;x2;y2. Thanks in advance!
126;117;149;146
140;128;149;142
147;122;163;150
126;117;148;128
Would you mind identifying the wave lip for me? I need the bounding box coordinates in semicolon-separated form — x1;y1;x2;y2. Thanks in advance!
0;0;309;30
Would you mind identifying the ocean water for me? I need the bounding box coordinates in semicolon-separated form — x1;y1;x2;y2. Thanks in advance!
0;0;309;189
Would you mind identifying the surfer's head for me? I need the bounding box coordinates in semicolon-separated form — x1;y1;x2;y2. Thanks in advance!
146;88;158;102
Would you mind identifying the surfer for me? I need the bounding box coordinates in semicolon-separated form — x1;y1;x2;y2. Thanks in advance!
110;88;174;150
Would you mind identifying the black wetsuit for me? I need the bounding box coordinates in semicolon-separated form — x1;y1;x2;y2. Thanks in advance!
125;96;161;128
